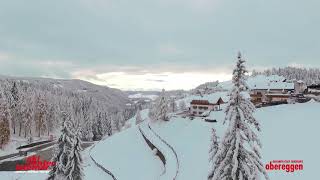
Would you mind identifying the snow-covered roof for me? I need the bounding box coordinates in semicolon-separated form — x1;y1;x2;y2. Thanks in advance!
248;75;294;90
179;91;229;107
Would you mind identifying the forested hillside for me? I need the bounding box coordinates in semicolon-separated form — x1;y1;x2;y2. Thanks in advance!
252;67;320;85
0;76;135;149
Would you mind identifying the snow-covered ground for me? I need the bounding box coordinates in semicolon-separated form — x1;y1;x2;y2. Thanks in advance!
177;91;229;108
128;93;159;101
0;135;53;157
1;96;319;180
126;109;149;126
90;126;163;180
150;100;320;180
139;122;178;180
258;100;320;180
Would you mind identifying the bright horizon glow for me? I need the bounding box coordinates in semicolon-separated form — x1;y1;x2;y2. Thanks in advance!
72;71;232;91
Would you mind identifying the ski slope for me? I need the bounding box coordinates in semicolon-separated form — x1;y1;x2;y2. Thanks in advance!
151;100;320;180
139;122;179;180
90;126;162;180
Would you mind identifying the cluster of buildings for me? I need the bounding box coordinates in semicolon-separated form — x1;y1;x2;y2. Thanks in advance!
249;79;320;106
188;75;320;116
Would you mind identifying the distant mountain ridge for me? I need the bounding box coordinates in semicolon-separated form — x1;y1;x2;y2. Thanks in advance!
0;75;130;111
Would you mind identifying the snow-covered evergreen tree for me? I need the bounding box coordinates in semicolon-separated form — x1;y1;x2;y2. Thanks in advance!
135;109;143;125
103;113;112;136
111;112;121;134
178;100;186;111
118;112;126;128
0;92;10;149
92;112;103;140
20;92;33;138
169;97;177;113
154;89;169;121
66;129;84;180
148;103;156;120
10;81;19;134
208;128;219;163
209;52;269;180
35;93;48;137
253;66;320;85
47;112;74;180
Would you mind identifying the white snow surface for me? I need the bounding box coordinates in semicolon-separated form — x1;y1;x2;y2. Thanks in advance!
128;93;159;100
126;109;149;126
150;100;320;180
139;122;178;180
1;94;319;180
200;75;294;91
91;126;162;180
177;91;229;108
247;75;294;90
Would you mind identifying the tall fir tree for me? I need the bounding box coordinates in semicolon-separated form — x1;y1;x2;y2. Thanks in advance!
154;89;169;121
178;100;186;111
66;129;84;180
0;92;10;149
169;97;177;113
10;82;19;134
47;112;74;180
209;52;269;180
208;128;219;164
135;109;143;125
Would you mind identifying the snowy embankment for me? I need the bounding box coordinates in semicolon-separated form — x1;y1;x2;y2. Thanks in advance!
151;118;214;180
139;122;179;180
89;141;117;180
257;100;320;180
90;126;162;180
152;100;320;180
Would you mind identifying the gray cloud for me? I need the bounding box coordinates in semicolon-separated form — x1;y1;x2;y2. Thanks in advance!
0;0;319;89
146;79;166;83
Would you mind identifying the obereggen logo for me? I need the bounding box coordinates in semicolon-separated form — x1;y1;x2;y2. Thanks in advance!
265;160;303;173
16;155;56;171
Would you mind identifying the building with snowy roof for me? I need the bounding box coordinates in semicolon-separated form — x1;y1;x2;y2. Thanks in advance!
189;98;225;116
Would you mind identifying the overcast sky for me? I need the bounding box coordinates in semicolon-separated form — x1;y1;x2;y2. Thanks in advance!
0;0;319;90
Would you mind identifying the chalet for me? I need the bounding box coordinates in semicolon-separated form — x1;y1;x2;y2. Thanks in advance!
249;81;294;105
190;98;224;116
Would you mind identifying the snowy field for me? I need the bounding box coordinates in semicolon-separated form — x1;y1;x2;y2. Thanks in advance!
151;100;320;180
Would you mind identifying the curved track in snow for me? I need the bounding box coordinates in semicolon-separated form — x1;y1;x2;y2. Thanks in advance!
89;141;118;180
139;123;180;180
147;124;180;180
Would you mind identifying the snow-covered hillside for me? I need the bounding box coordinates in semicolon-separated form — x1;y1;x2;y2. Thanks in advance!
194;74;293;92
2;96;319;180
0;76;133;156
0;76;130;110
148;100;320;180
91;126;162;180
